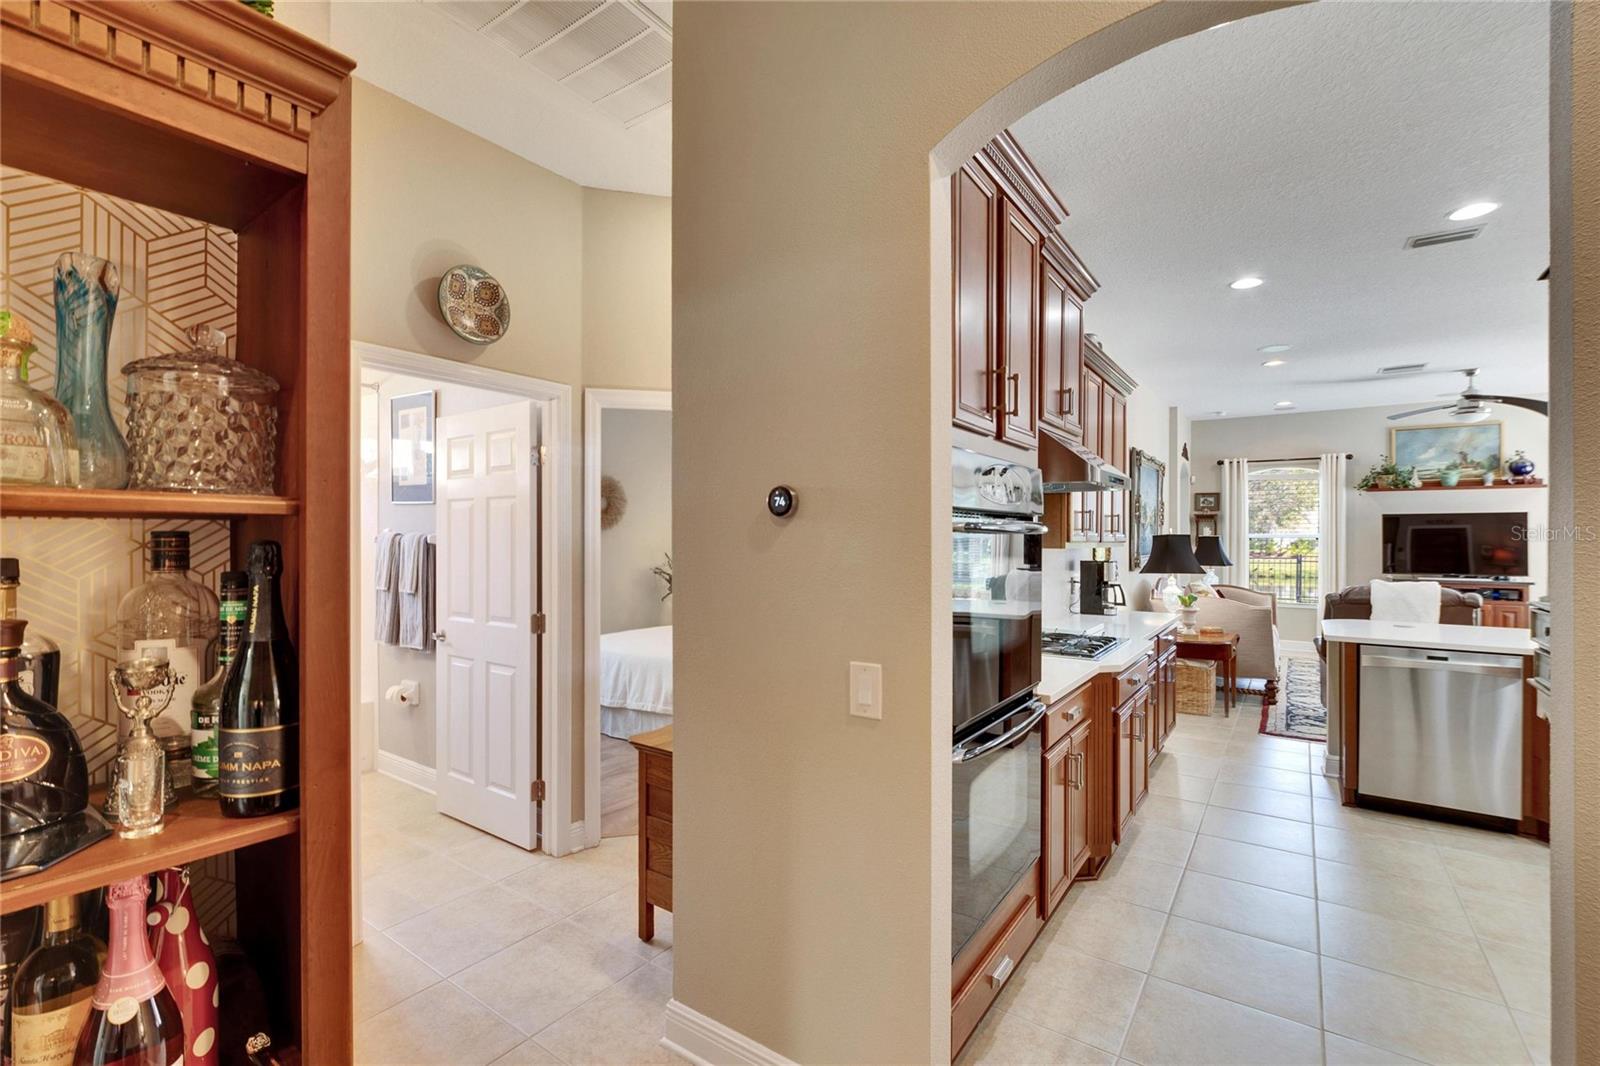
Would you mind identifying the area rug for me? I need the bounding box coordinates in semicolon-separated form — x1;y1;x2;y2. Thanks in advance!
1260;656;1327;742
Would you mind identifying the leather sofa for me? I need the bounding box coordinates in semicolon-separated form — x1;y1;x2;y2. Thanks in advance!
1314;584;1483;701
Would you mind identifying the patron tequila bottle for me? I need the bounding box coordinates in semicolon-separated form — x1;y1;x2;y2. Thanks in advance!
189;571;247;798
115;531;217;738
0;310;76;488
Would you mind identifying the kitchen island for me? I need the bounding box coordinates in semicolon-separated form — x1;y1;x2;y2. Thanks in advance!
1322;618;1545;837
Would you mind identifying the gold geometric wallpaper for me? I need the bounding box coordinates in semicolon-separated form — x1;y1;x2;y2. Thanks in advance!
0;168;241;933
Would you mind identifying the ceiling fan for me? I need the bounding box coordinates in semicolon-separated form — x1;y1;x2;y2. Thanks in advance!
1387;368;1549;422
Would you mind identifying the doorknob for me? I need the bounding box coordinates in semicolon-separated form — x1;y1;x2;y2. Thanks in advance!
432;630;447;643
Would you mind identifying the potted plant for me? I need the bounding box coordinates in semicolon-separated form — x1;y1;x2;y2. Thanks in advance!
1176;592;1200;634
1356;454;1417;491
1439;461;1463;488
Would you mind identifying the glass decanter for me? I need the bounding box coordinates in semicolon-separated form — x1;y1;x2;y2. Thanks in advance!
53;252;128;489
108;653;176;838
0;309;77;487
123;324;280;494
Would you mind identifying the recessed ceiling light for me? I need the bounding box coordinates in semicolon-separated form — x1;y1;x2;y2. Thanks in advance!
1274;401;1295;409
1230;276;1264;290
1212;410;1227;417
1261;358;1287;367
1258;344;1292;353
1447;201;1499;221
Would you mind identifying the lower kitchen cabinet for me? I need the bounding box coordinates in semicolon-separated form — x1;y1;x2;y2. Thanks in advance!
1115;701;1135;839
1043;701;1093;915
951;857;1044;1058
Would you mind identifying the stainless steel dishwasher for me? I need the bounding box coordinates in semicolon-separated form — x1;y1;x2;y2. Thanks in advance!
1358;646;1525;819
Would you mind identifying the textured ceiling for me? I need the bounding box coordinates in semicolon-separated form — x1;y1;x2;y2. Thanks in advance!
1010;1;1550;420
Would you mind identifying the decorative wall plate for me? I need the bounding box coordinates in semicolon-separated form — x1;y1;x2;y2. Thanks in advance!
438;264;511;344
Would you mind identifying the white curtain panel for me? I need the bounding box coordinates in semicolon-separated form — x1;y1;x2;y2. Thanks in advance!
1218;458;1251;586
1318;452;1348;616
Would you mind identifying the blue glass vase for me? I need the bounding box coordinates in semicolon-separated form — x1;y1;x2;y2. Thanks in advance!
54;252;128;488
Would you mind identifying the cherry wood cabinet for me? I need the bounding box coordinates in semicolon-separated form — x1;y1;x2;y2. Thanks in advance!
1042;689;1094;916
1481;602;1531;628
952;162;999;436
1100;386;1128;542
1064;718;1092;879
1039;260;1084;439
998;200;1041;447
1114;701;1135;839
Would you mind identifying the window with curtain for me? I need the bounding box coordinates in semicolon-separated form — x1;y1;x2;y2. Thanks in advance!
1247;463;1321;603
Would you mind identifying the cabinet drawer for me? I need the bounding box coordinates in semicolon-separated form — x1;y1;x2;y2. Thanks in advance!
1044;683;1093;749
951;865;1043;1058
645;817;673;878
645;783;672;821
645;869;673;911
644;755;674;792
1115;657;1151;707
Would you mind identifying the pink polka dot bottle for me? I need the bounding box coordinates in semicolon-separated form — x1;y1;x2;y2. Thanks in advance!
72;877;184;1066
148;868;219;1066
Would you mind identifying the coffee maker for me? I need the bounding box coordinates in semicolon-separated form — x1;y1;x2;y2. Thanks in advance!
1078;548;1126;615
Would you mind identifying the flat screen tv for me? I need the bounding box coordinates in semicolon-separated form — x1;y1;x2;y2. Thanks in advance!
1382;512;1529;577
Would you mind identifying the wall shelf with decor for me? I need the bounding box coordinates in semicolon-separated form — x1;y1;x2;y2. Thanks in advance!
1;0;354;1058
1362;480;1547;492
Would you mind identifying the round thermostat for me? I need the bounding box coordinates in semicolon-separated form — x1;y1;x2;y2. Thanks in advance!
767;485;797;518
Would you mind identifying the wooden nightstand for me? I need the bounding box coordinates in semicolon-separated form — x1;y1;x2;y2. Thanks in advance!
629;725;674;940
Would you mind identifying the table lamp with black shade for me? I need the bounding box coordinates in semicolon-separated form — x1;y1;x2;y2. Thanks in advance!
1193;535;1232;582
1142;533;1206;630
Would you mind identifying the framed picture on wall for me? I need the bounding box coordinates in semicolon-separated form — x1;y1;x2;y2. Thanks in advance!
1128;448;1166;572
1194;515;1219;538
1193;491;1220;513
390;390;436;504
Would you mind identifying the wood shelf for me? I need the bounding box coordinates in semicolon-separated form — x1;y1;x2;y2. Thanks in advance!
1362;480;1546;492
1;793;298;914
0;486;299;519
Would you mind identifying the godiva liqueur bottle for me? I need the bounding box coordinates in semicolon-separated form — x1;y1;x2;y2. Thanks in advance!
8;895;100;1066
218;542;297;818
189;572;247;798
115;531;218;740
0;619;89;849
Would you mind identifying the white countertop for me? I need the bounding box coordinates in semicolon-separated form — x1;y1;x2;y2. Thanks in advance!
1320;618;1536;656
1037;610;1178;701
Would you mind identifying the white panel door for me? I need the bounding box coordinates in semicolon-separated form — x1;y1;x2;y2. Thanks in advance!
435;401;539;847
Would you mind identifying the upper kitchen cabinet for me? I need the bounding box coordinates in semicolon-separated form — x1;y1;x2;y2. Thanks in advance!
951;133;1096;450
952;161;999;436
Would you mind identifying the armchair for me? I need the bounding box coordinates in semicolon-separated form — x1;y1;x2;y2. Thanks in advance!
1144;584;1282;706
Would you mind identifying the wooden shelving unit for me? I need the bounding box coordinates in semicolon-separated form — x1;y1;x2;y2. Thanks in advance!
1;2;354;1057
1;796;299;914
1363;480;1547;492
0;486;300;519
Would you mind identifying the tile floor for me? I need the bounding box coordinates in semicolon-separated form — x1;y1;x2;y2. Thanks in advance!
355;772;673;1065
960;705;1552;1066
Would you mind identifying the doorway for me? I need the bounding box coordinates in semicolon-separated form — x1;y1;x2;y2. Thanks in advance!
353;342;573;893
583;389;672;847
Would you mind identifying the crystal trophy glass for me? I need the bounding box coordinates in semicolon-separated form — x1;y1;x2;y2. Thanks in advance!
108;654;177;838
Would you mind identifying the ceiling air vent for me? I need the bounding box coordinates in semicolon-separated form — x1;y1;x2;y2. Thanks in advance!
1377;362;1430;376
1404;225;1485;250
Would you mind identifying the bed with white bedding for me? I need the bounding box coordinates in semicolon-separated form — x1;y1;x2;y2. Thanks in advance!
599;625;673;738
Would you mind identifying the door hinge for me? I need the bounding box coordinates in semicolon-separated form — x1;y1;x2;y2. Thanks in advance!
532;779;546;802
531;612;546;635
530;444;547;468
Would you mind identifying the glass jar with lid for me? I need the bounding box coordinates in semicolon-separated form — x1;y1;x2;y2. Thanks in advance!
122;325;279;494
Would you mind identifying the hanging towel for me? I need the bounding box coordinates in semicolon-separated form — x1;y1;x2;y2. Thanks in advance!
374;531;402;644
398;531;435;652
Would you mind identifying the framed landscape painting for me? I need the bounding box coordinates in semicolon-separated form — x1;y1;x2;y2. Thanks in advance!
1129;448;1166;571
1390;422;1503;478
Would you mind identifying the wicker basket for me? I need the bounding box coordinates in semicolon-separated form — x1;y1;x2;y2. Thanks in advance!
1176;660;1217;716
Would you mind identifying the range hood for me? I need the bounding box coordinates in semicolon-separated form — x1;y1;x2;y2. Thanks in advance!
1040;433;1129;493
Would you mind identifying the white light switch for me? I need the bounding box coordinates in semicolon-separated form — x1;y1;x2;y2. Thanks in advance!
850;661;883;720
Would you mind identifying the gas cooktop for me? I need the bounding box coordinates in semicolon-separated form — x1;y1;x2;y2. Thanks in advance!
1041;631;1124;660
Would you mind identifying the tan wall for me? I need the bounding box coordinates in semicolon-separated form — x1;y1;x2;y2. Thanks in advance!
349;80;672;821
1551;5;1598;1062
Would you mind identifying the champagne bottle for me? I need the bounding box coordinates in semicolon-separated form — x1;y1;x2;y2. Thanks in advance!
188;573;247;799
218;542;297;818
72;878;183;1066
148;869;218;1066
0;560;61;709
8;895;100;1066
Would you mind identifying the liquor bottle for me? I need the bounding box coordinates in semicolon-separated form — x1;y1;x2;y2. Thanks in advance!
218;542;297;818
72;878;184;1066
115;532;218;739
0;560;61;709
1;907;44;1065
8;895;100;1066
0;310;76;488
148;869;218;1066
0;620;90;849
188;573;246;799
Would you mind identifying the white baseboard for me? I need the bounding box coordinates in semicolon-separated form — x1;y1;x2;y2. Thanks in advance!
376;750;436;794
1281;639;1317;655
1321;753;1343;777
663;1000;794;1066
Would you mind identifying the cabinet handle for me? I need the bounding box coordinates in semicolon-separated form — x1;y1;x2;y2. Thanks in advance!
1071;752;1085;790
1057;386;1073;417
990;954;1015;986
1008;373;1021;416
1132;710;1144;741
985;368;1002;413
